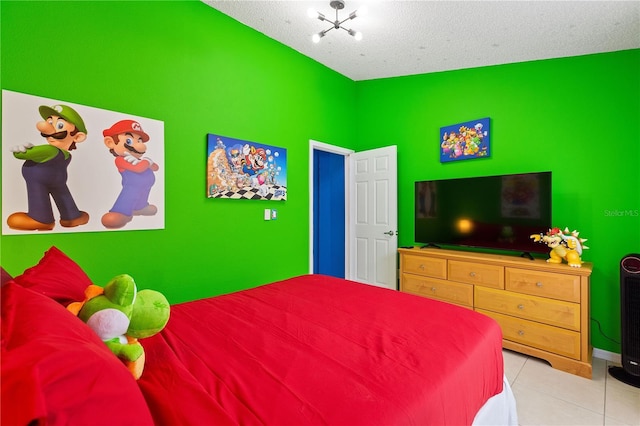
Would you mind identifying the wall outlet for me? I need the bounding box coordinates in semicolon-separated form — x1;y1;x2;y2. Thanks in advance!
264;209;271;221
271;209;277;220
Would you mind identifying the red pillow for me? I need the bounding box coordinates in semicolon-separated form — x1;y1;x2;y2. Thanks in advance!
1;267;12;286
12;246;92;306
1;281;154;425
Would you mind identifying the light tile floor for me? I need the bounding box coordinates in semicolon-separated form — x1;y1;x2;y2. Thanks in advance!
503;350;640;425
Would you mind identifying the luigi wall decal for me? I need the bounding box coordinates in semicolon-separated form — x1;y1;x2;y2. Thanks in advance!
7;104;90;231
101;120;159;229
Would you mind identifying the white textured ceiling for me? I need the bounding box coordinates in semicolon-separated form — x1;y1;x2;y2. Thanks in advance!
203;0;639;81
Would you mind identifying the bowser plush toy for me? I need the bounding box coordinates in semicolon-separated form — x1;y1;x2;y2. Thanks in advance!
530;227;589;268
68;274;170;379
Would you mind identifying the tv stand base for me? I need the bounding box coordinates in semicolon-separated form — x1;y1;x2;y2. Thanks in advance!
520;251;534;260
420;243;441;249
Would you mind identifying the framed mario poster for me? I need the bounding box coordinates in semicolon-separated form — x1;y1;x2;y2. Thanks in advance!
206;133;287;201
1;90;165;234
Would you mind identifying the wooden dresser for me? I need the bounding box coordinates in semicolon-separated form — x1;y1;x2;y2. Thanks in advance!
399;247;593;378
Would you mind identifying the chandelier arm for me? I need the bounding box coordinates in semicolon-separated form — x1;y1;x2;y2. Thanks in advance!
313;25;339;43
338;16;355;26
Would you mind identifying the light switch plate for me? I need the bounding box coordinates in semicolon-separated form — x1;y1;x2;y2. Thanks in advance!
264;209;271;220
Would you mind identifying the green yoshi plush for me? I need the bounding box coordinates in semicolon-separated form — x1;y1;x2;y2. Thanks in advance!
67;274;170;379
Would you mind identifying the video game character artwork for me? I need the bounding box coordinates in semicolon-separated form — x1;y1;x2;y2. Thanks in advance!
2;90;165;235
206;134;287;201
501;173;542;219
440;117;490;162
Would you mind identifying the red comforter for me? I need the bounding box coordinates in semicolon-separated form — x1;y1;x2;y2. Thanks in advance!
138;275;504;425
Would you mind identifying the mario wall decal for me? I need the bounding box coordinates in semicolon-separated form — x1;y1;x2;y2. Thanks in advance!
101;120;159;229
2;90;165;235
7;104;90;231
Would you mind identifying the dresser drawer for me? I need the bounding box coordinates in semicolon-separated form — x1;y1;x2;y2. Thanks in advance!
475;286;580;331
402;254;447;279
477;309;581;360
449;260;504;289
401;273;473;307
506;268;580;302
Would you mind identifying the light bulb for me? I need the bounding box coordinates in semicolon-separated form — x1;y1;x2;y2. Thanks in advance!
348;29;363;41
312;33;322;43
307;8;317;19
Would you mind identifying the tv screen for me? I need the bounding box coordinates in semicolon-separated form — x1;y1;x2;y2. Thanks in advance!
415;172;552;255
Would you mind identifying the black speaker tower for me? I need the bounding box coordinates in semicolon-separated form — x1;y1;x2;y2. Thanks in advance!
608;254;640;388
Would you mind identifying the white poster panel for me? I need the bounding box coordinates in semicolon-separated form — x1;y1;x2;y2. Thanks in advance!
2;90;164;234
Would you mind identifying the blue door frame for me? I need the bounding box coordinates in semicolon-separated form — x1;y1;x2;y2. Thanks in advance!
313;149;345;278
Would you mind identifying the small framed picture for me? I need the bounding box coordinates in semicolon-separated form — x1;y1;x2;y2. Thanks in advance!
440;117;490;162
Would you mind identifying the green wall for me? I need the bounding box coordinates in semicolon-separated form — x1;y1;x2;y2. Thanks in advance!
0;1;356;302
2;1;638;354
354;49;640;353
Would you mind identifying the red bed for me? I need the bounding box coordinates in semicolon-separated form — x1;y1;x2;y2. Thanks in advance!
2;247;515;425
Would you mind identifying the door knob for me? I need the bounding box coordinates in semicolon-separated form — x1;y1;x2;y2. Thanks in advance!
383;230;394;235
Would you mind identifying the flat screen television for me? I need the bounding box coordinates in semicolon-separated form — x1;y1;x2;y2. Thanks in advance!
414;171;552;255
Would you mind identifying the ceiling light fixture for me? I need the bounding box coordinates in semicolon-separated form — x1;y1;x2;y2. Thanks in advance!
308;0;364;43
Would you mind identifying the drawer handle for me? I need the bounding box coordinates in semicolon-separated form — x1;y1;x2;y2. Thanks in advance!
518;330;525;336
419;264;425;270
536;282;543;287
517;304;524;310
430;287;437;292
469;272;476;277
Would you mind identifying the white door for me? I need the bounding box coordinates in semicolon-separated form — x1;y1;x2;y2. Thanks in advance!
349;146;398;290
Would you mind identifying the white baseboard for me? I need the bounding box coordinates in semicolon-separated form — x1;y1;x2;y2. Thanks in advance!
593;347;621;364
